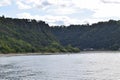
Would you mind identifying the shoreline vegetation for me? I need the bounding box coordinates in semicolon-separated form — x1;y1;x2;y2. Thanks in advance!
1;51;120;57
0;52;79;57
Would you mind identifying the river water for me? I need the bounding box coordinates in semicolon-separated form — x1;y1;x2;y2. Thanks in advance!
0;52;120;80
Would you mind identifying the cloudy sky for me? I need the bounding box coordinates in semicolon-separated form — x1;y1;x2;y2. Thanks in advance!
0;0;120;26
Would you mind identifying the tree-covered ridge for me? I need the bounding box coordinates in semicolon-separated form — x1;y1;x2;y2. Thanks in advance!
51;20;120;51
0;16;80;53
2;16;120;52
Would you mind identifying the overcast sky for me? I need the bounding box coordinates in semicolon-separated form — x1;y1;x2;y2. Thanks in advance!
0;0;120;26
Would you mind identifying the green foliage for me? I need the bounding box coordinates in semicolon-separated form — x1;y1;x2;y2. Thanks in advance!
43;42;80;53
51;20;120;51
0;36;34;53
65;44;80;52
0;16;80;53
109;44;119;50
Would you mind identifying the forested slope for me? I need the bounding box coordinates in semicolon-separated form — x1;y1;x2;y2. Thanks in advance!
1;16;120;53
51;20;120;51
0;16;79;53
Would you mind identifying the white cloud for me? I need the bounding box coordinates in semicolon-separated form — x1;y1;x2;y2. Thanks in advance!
48;0;74;7
23;0;41;4
17;0;77;15
4;0;120;25
0;0;11;7
93;4;120;18
17;12;110;26
47;7;78;15
101;0;120;4
73;0;102;10
16;1;32;9
72;0;120;21
17;12;84;26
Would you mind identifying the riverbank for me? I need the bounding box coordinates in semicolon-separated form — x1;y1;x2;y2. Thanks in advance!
0;53;52;57
0;51;120;57
0;52;74;57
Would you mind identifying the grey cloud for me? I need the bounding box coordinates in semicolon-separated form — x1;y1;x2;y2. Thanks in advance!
35;0;53;9
54;21;65;25
0;0;12;7
60;4;73;8
42;1;52;6
38;0;74;9
19;0;73;10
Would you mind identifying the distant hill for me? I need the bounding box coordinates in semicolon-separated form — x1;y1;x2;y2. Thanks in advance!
1;16;120;53
51;20;120;51
0;16;79;53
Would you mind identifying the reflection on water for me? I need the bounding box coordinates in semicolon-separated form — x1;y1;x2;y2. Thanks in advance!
1;52;120;80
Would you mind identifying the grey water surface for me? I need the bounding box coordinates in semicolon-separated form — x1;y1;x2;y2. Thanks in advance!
0;52;120;80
